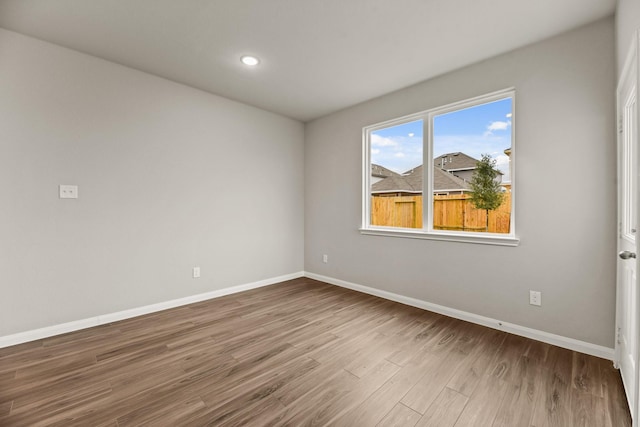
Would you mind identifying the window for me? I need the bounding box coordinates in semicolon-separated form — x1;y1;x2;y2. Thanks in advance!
362;89;518;246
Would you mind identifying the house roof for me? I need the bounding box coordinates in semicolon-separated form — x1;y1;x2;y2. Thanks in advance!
434;152;503;175
433;167;471;192
433;152;479;171
371;164;470;194
371;164;400;179
371;174;421;194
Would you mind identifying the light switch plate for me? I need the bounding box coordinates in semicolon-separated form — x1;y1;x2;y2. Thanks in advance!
59;185;78;199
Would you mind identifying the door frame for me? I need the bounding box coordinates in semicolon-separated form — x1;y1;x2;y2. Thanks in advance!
616;28;640;425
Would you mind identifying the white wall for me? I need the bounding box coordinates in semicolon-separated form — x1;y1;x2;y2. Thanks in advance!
0;29;304;337
616;0;640;76
305;18;616;347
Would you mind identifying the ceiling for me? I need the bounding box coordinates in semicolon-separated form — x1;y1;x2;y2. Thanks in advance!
0;0;616;122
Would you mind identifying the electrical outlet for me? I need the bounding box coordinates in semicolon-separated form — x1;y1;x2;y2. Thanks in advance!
59;185;78;199
322;254;328;263
529;290;541;306
193;267;201;278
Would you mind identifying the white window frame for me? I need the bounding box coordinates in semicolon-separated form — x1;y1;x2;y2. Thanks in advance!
361;88;519;246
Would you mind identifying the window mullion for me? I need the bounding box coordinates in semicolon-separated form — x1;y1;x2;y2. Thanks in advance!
363;128;371;229
424;114;432;232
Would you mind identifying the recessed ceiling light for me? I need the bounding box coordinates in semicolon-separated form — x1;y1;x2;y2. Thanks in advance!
241;55;260;66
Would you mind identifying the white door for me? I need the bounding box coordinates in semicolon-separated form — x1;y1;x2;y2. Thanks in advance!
617;30;640;423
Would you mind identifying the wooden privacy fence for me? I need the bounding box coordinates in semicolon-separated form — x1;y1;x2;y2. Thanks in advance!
371;193;511;233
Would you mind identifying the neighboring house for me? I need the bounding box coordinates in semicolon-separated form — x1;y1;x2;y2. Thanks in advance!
373;152;493;196
371;165;422;196
371;164;472;196
502;147;512;192
371;164;400;184
372;152;508;196
434;152;502;184
432;167;472;195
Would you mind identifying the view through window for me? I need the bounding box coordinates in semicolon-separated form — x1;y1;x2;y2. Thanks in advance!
367;92;513;236
370;119;424;228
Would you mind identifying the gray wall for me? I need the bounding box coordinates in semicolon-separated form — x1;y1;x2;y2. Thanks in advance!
305;18;616;347
616;0;640;77
0;29;304;336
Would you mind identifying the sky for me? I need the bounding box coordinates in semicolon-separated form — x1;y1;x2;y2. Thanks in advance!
370;97;513;180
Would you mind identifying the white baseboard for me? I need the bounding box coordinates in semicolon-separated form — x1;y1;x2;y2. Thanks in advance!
2;270;615;361
0;271;305;349
304;272;615;361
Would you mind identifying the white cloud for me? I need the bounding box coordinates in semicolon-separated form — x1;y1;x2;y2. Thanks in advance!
494;154;510;169
506;113;512;118
371;134;397;147
487;121;510;131
484;120;512;137
494;154;511;181
370;130;423;173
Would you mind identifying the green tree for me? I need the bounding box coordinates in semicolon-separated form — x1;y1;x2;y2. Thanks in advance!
469;154;504;232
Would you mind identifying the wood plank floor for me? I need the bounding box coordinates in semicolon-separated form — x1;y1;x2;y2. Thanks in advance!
0;278;631;426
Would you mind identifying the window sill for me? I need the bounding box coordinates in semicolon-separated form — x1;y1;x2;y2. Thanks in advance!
359;227;520;247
